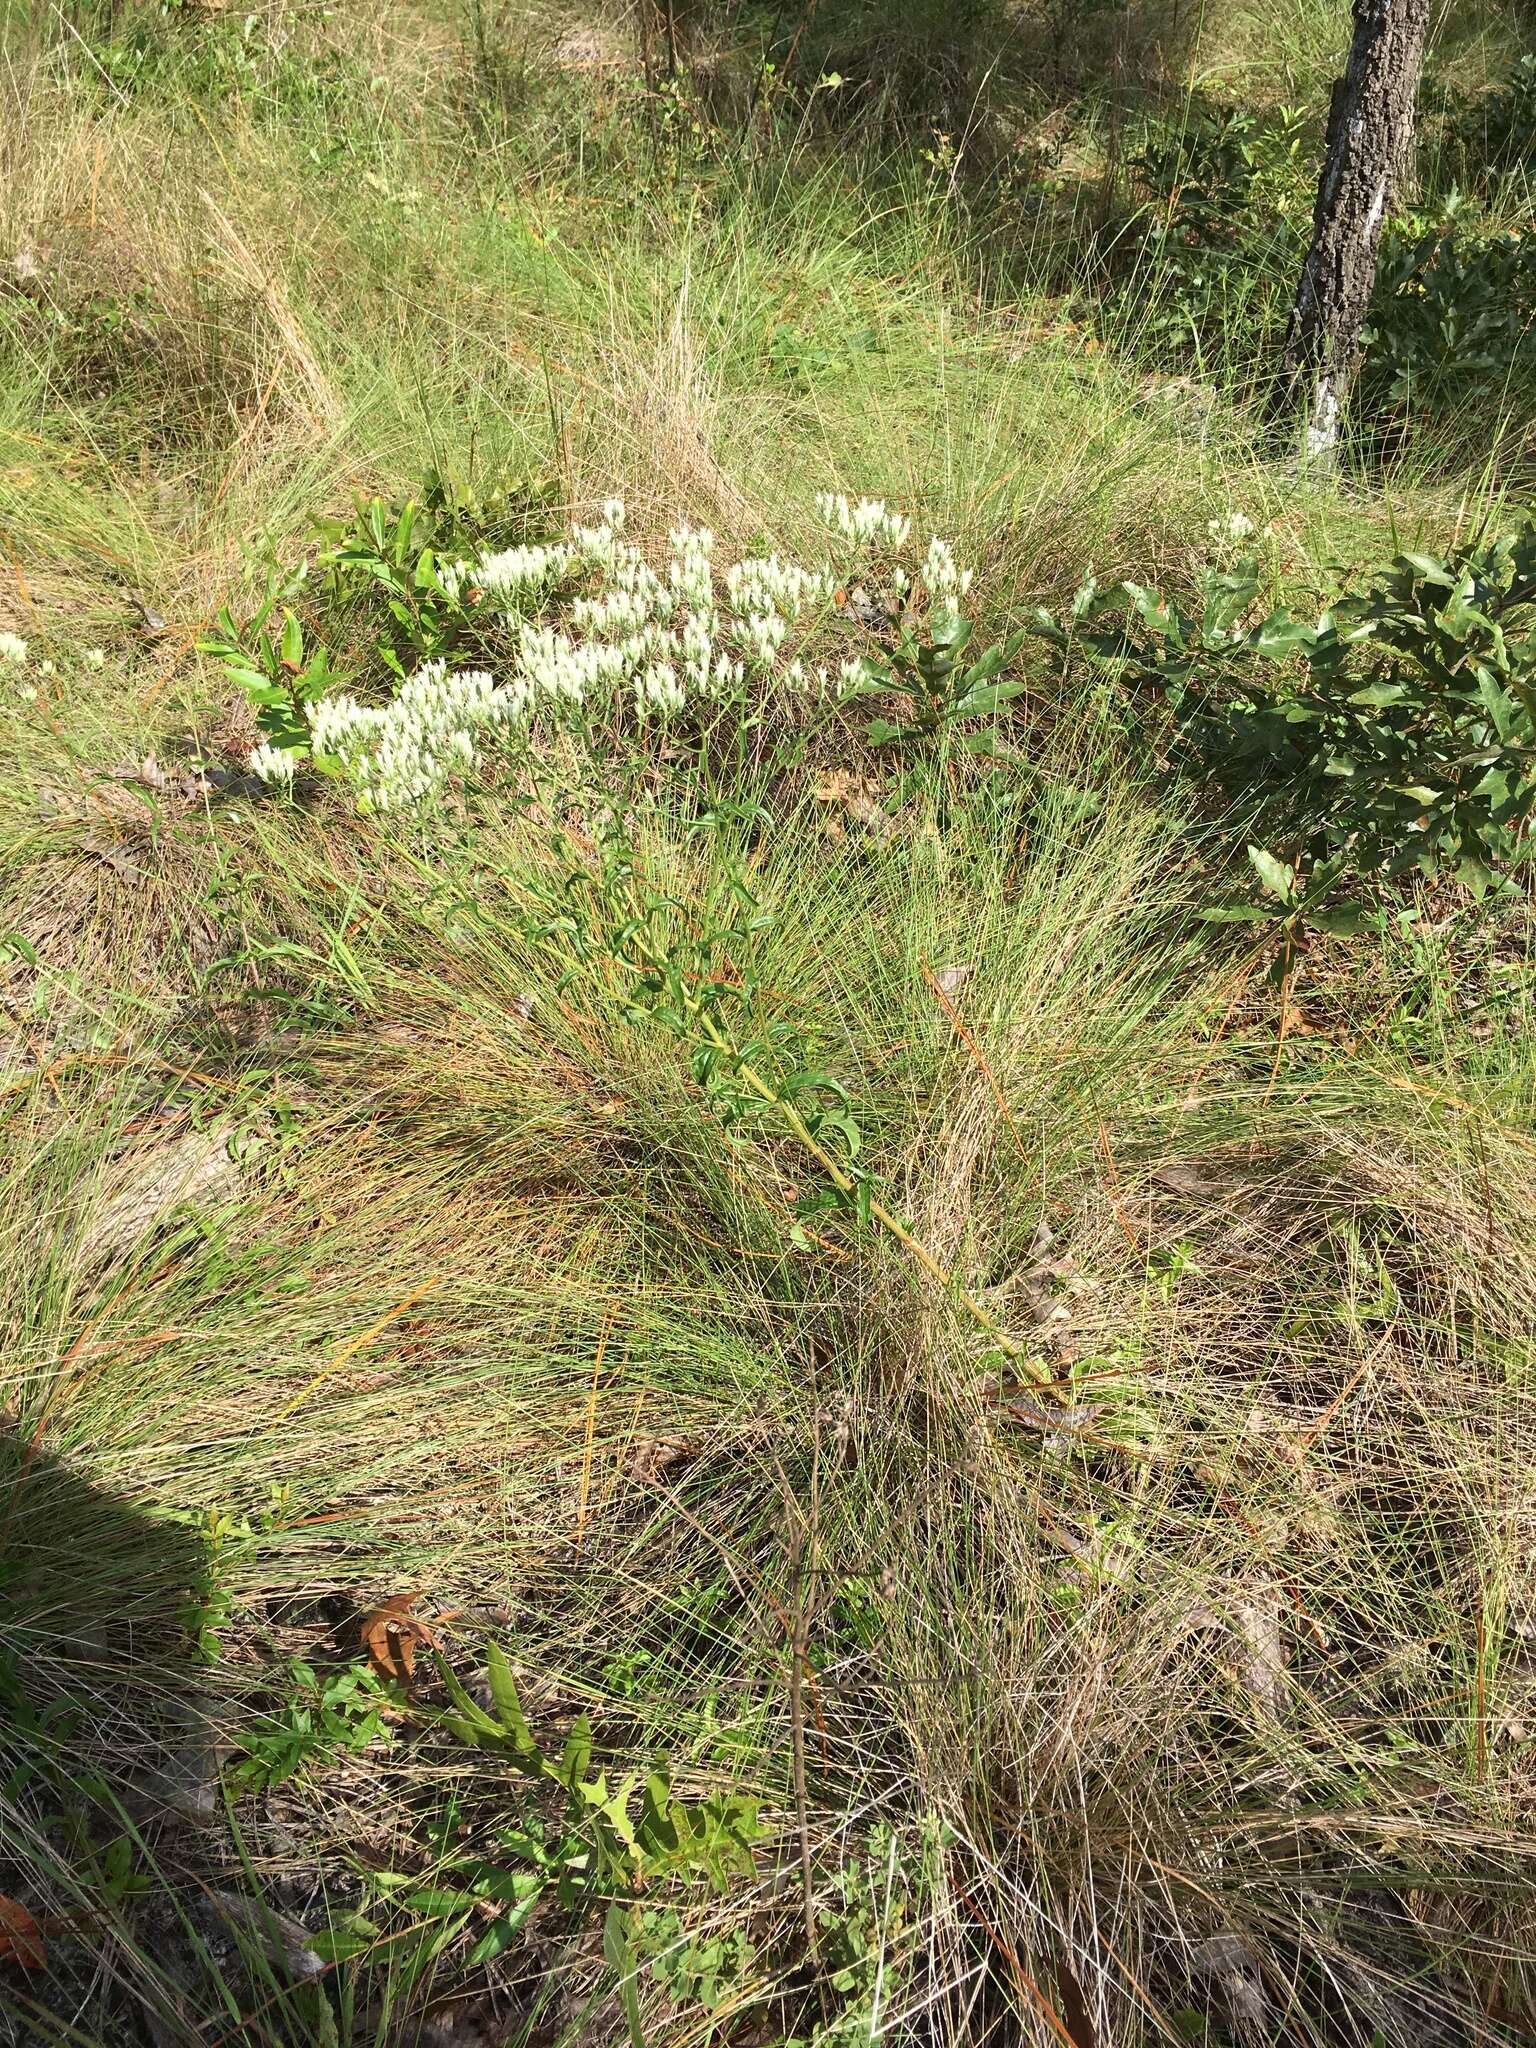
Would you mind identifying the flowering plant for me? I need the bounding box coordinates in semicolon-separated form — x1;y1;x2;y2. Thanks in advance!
236;494;995;811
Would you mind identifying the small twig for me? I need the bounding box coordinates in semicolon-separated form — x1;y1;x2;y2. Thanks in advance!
919;954;1025;1154
1261;951;1298;1113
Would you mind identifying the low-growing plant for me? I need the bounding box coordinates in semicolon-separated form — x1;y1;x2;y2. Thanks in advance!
229;1658;395;1792
202;578;345;773
219;491;1028;812
786;1820;941;2048
1111;101;1536;445
1438;53;1536;191
640;1907;756;2022
392;1644;766;2034
1036;512;1536;896
1115;105;1307;371
1203;845;1377;984
767;319;881;392
853;602;1028;757
158;1486;296;1666
0;1646;81;1804
69;0;359;120
431;1644;765;1887
520;801;1062;1394
203;470;564;766
1361;203;1536;444
318;494;474;679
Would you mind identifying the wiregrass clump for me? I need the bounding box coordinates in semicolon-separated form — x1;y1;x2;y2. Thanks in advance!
8;785;1535;2046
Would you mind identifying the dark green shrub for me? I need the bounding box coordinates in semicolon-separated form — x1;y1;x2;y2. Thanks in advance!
1361;206;1536;446
1035;513;1536;894
1109;103;1536;448
74;0;360;119
1437;54;1536;191
1112;106;1307;371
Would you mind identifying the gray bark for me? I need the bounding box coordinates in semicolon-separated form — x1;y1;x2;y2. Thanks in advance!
1271;0;1432;463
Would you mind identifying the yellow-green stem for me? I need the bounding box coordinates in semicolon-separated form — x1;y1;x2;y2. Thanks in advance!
563;861;1059;1396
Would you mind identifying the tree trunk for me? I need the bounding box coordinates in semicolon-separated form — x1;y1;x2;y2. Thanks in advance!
1271;0;1432;464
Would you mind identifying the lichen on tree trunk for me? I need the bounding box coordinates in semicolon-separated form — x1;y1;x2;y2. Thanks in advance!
1271;0;1432;465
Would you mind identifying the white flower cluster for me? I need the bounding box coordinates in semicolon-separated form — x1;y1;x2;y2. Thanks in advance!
443;541;576;611
306;660;510;810
255;494;978;809
725;556;835;624
249;742;298;785
921;537;973;618
475;505;818;723
463;501;962;728
1207;510;1257;544
815;493;912;552
2;635;109;704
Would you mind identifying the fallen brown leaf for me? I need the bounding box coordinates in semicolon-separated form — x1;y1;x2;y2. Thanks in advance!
629;1435;699;1484
360;1592;439;1683
0;1896;45;1971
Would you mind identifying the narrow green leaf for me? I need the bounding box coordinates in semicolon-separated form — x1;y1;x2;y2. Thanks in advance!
486;1642;540;1754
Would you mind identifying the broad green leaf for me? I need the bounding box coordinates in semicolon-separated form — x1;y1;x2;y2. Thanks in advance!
1346;681;1407;708
466;1883;543;1967
952;677;1027;718
400;1885;479;1918
1398;551;1455;585
1254;615;1315;661
1310;904;1371;936
1247;846;1297;904
638;1772;681;1858
308;1917;380;1966
559;1715;593;1791
929;611;972;653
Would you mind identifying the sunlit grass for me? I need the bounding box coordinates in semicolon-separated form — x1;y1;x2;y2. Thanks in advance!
3;0;1536;2041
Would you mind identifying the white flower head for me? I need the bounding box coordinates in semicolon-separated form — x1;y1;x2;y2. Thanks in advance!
920;536;973;616
1207;510;1257;544
637;660;684;715
308;660;512;810
0;632;27;667
815;494;911;552
475;541;575;612
249;742;298;785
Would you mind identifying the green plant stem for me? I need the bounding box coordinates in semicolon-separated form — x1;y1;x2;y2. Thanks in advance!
616;908;1060;1397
